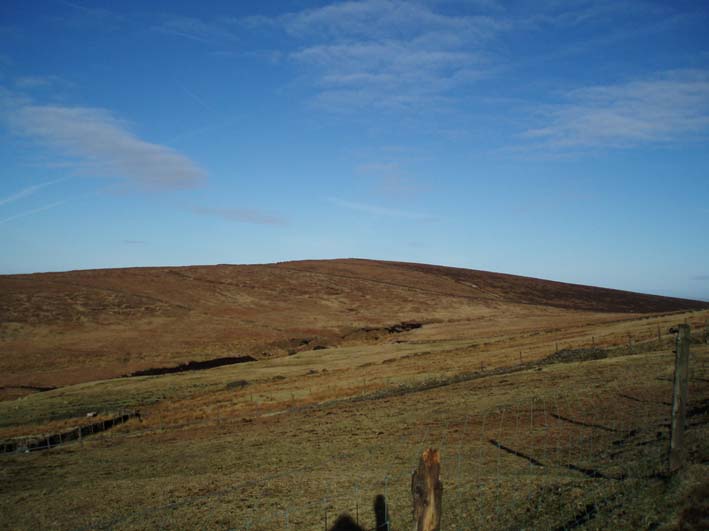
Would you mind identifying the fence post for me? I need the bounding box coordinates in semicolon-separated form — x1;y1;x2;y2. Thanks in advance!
323;498;328;531
669;324;690;473
412;448;442;531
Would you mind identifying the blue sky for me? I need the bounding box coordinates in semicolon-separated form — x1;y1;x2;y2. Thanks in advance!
1;0;708;300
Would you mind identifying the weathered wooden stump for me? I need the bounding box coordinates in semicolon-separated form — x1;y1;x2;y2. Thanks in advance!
669;324;690;472
411;448;442;531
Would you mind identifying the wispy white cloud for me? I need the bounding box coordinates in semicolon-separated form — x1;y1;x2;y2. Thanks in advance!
239;0;700;121
282;0;502;40
164;115;240;145
525;0;664;28
0;178;66;207
356;161;425;198
57;0;119;18
153;16;237;44
192;206;287;226
248;0;503;112
522;70;709;150
233;49;284;64
357;162;401;175
327;197;436;221
14;75;73;90
53;0;125;29
4;102;206;189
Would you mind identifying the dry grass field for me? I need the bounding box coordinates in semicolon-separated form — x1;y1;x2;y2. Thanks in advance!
1;259;708;530
2;259;704;391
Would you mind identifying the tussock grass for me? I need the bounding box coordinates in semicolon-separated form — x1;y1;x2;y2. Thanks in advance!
1;310;707;530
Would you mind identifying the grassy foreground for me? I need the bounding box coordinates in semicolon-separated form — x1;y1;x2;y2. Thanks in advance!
1;311;708;530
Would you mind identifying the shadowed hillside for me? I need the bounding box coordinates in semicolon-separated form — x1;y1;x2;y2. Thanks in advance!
1;258;706;391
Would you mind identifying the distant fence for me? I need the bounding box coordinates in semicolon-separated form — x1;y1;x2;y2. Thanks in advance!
0;410;140;454
2;323;708;530
3;315;706;434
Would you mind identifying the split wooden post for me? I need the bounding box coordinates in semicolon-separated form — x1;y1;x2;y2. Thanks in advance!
412;448;442;531
669;324;690;473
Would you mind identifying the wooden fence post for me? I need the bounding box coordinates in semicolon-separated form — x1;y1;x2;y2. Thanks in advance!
669;324;690;473
412;448;442;531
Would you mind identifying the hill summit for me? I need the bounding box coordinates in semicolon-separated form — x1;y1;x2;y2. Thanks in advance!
1;258;706;390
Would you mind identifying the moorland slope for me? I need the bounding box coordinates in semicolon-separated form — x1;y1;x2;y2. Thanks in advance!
1;258;706;390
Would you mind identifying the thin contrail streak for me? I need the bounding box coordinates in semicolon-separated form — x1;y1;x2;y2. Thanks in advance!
0;186;97;226
0;177;69;207
176;81;215;113
164;115;240;144
0;200;67;225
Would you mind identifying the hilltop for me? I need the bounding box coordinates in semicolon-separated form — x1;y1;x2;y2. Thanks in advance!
1;258;706;391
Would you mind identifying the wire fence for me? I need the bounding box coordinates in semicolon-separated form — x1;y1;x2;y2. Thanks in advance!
2;315;705;432
2;324;708;530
